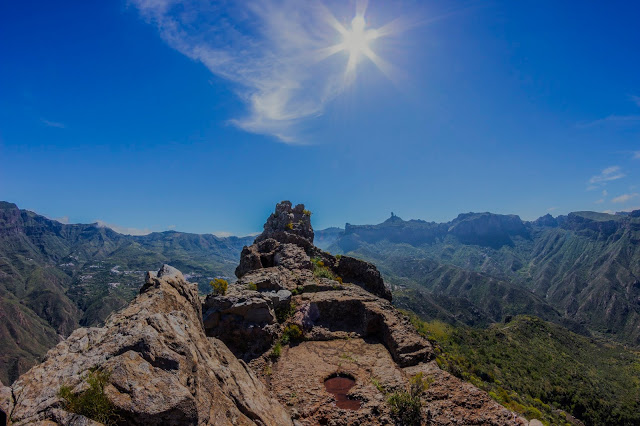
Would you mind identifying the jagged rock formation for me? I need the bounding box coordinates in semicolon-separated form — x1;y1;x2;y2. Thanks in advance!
1;264;291;425
205;201;528;425
1;201;534;425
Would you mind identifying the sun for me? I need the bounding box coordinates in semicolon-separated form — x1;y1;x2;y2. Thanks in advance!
341;16;378;67
319;7;395;82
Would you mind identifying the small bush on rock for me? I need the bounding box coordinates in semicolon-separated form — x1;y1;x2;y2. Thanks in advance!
285;222;294;230
276;301;296;323
281;324;303;344
210;278;228;295
387;373;431;425
246;281;258;291
311;257;336;280
270;342;282;358
58;369;118;425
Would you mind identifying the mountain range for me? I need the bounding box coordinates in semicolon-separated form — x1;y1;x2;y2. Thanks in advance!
1;200;639;424
328;210;640;347
0;201;252;384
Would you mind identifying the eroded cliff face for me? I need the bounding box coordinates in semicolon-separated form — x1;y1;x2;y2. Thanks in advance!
1;201;530;425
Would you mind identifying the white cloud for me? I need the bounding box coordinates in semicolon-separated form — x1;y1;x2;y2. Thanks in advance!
130;0;413;142
211;231;234;238
611;193;639;204
602;189;608;196
588;166;625;189
95;220;152;236
53;216;70;224
633;151;640;160
546;206;557;212
630;95;640;107
41;119;65;128
167;224;177;230
594;199;604;204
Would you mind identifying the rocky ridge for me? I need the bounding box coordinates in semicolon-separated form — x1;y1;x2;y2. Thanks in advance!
1;201;532;425
203;201;528;425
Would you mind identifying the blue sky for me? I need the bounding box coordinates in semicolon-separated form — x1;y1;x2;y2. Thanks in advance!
1;0;639;236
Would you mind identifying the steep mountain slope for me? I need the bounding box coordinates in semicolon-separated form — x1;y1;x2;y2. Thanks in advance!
0;201;252;384
329;210;640;345
407;313;640;426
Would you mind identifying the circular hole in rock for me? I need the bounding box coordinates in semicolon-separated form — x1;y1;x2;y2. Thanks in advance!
324;374;361;410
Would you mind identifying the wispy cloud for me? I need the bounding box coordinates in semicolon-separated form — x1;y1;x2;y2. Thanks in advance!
633;151;640;160
546;206;557;212
617;205;640;213
41;119;65;128
130;0;415;142
611;193;639;204
96;220;152;236
53;216;70;224
587;166;625;190
630;95;640;107
577;115;640;128
594;199;604;204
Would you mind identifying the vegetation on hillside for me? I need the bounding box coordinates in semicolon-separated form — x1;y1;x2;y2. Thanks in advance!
405;312;640;426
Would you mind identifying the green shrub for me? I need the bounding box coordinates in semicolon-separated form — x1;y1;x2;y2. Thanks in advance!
210;278;228;295
285;222;294;230
58;369;118;425
246;281;257;291
387;373;430;425
311;257;336;280
313;267;335;280
335;254;342;260
276;301;296;323
281;324;303;344
303;209;312;216
335;276;343;284
270;342;282;358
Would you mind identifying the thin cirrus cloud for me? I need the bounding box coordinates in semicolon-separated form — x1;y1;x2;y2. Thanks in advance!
587;166;625;190
129;0;414;143
611;193;639;204
577;95;640;128
41;119;65;128
633;151;640;160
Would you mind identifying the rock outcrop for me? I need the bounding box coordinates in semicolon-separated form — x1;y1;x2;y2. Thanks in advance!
3;264;291;425
207;201;529;425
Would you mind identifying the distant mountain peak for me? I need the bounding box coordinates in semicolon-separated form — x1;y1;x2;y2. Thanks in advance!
384;212;404;223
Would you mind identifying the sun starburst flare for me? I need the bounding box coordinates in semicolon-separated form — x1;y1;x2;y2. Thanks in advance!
318;4;400;84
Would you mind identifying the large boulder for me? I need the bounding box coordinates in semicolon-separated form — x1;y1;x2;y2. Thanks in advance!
335;255;392;301
7;265;292;426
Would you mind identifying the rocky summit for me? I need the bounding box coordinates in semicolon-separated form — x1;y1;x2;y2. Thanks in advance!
1;201;531;425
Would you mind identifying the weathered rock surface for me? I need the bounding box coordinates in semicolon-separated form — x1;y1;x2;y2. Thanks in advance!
226;201;529;425
254;201;314;250
4;265;292;425
334;255;392;301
